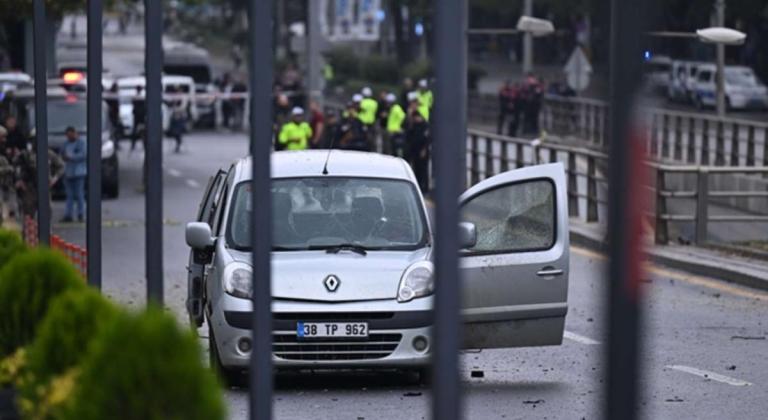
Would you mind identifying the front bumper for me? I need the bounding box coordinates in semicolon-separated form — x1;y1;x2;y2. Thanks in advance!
209;295;433;369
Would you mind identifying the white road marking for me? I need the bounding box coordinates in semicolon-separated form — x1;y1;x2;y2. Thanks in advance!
167;168;182;177
665;364;752;386
186;179;201;188
563;330;601;345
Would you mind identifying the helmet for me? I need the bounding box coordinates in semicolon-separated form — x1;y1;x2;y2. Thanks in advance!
361;87;373;97
418;79;428;88
407;91;419;102
385;93;397;103
291;107;304;115
352;94;363;103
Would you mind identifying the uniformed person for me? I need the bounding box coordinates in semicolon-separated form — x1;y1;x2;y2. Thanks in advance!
385;93;407;158
416;79;433;121
278;107;313;151
14;135;65;220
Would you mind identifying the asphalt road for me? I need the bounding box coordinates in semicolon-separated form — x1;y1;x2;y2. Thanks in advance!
49;131;768;420
51;15;768;420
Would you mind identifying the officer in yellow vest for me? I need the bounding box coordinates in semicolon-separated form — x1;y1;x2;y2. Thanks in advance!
278;107;313;151
359;87;378;126
417;79;433;121
385;93;407;158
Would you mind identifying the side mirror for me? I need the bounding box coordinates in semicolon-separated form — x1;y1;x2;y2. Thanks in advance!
458;222;477;249
186;222;214;250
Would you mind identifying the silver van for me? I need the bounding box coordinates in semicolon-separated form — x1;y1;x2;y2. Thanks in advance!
186;151;569;383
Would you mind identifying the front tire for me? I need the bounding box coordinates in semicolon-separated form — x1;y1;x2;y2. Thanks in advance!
209;324;246;388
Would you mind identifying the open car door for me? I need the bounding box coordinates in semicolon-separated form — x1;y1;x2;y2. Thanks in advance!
187;169;227;327
460;163;569;349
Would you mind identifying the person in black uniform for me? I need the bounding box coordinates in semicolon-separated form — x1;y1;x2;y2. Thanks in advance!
406;109;430;193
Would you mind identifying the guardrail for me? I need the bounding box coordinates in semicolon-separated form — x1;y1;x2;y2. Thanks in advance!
23;216;88;277
466;129;768;246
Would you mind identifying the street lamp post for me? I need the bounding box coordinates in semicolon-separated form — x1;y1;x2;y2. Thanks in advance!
715;0;726;116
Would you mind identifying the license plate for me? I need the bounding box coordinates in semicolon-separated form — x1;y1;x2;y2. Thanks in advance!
296;322;369;338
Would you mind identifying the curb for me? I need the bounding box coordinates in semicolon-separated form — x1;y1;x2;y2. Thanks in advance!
568;225;768;292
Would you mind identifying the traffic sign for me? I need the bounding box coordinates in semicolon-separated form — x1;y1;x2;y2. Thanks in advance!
564;46;592;92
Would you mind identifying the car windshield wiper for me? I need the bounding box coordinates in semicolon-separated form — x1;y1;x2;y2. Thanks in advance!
272;246;306;251
309;243;368;256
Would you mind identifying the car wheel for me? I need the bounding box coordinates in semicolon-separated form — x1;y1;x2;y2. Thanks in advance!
406;367;431;387
208;324;246;388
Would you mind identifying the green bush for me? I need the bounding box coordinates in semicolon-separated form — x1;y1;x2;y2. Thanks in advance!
24;288;118;387
402;59;432;82
0;229;26;269
324;47;361;80
64;307;225;420
361;55;401;85
0;249;85;358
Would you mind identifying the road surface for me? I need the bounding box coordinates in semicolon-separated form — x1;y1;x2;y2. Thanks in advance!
50;131;768;420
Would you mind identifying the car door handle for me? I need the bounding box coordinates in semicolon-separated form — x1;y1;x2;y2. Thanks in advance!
537;268;564;277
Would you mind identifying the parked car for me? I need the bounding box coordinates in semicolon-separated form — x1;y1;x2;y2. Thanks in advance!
691;64;768;110
667;60;703;103
0;72;32;96
186;151;570;383
643;55;672;94
164;44;219;128
2;86;120;198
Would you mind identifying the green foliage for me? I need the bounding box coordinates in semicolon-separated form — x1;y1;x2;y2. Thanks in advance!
64;307;225;420
402;59;432;82
324;47;361;81
24;288;118;387
0;229;26;269
0;249;85;358
361;55;402;85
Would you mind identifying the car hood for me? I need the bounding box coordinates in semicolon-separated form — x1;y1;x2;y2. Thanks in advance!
229;247;431;302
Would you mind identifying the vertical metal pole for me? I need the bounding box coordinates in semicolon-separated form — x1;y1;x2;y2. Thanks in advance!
604;0;648;419
307;0;325;102
715;0;726;117
248;0;274;419
522;0;534;74
695;170;710;245
432;0;466;419
144;0;163;303
32;0;50;246
86;0;103;289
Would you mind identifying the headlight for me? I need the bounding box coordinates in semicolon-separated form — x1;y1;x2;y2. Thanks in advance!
101;139;115;159
397;261;434;303
224;263;252;299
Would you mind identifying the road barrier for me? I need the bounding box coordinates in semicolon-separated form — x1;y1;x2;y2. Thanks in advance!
23;216;88;278
465;129;768;246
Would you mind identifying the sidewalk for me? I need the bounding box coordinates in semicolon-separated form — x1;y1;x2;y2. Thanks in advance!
569;218;768;291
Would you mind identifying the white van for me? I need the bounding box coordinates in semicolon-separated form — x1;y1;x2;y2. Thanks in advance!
115;75;200;134
667;60;703;103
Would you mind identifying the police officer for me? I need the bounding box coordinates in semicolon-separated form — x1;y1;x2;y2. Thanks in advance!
338;102;367;151
278;107;313;151
385;93;407;159
416;79;433;122
359;87;378;129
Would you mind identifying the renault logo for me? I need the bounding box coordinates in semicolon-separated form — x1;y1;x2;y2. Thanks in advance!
324;275;340;292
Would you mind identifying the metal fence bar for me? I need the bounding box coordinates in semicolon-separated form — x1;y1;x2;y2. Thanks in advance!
604;0;647;419
695;170;710;245
248;0;274;418
32;0;50;246
432;0;466;418
86;0;102;289
144;0;163;303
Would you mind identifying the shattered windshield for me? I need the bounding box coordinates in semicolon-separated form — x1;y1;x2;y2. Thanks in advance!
227;177;428;251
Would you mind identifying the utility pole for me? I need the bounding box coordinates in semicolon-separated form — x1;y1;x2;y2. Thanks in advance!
522;0;533;74
307;0;325;102
715;0;726;117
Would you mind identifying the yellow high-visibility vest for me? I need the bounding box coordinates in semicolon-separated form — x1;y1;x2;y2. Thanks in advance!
387;104;406;134
417;89;433;121
359;97;378;125
278;121;312;150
